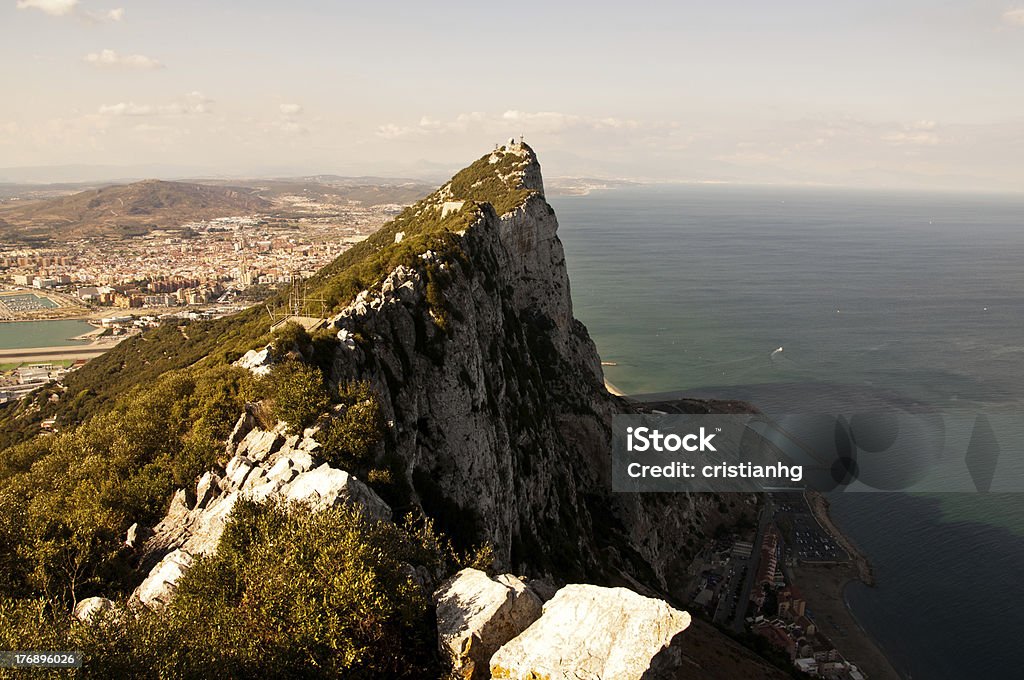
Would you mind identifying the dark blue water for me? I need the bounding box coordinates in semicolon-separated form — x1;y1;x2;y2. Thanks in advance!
552;185;1024;680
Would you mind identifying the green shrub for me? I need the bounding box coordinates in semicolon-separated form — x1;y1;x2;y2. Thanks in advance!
263;361;329;434
2;500;440;678
270;321;313;361
447;151;534;216
315;381;385;471
0;366;256;603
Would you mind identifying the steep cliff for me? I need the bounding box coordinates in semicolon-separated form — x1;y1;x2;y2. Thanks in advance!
120;141;778;677
308;140;751;594
131;141;751;596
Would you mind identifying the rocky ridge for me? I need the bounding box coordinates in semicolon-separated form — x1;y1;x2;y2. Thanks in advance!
120;140;780;678
131;412;390;607
313;141;755;595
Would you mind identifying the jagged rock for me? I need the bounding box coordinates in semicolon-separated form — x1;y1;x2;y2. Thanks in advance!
166;488;190;518
524;577;559;603
286;463;391;520
73;597;115;623
235;427;283;461
287;450;315;472
489;584;691;680
132;428;390;607
305;143;748;606
234;346;273;376
266;457;297;484
195;471;218;509
226;410;255;449
337;328;357;349
434;568;542;680
225;456;254;486
125;522;139;548
109;143;764;675
136;550;194;607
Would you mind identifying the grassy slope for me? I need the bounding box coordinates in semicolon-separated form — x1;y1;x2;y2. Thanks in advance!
0;148;533;448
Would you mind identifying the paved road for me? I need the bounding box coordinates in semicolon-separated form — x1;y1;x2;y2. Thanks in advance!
0;345;110;362
730;498;772;633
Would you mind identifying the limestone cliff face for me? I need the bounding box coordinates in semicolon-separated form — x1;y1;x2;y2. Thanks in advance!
136;142;746;607
319;142;732;594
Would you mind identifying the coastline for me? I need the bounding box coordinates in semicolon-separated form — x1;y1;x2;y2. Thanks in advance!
603;372;901;678
798;491;903;680
604;378;626;397
806;491;874;586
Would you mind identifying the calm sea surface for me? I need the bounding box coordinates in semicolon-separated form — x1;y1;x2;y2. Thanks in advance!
0;319;94;350
552;185;1024;680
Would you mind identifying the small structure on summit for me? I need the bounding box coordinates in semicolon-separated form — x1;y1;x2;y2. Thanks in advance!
266;275;326;332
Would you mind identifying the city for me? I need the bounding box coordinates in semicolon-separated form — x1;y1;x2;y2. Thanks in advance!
684;493;872;680
0;189;418;403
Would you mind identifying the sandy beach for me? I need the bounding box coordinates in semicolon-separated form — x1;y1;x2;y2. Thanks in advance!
797;491;903;679
792;563;902;680
600;365;900;677
604;378;626;396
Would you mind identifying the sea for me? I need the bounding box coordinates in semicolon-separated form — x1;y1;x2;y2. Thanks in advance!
551;185;1024;680
0;319;95;351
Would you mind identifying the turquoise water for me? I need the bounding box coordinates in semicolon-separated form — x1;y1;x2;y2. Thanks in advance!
552;185;1024;680
0;320;95;350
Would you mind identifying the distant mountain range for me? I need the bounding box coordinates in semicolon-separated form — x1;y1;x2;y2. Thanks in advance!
0;180;271;242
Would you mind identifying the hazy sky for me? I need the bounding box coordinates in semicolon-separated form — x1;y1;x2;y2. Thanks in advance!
2;0;1023;191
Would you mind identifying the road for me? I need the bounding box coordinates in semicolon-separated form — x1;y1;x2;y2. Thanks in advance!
0;345;111;363
730;497;772;632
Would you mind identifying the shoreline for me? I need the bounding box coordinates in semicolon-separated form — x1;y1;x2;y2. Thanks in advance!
791;562;902;680
799;491;904;679
805;490;874;586
595;363;901;678
604;378;626;397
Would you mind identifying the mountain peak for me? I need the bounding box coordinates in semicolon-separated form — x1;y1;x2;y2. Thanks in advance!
437;140;544;216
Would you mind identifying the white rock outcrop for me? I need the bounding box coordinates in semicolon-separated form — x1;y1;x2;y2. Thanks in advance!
489;584;691;680
131;417;390;608
73;596;115;623
234;346;273;376
135;550;194;608
434;568;542;680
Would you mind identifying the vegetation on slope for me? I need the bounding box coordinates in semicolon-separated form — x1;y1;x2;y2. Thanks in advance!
0;180;270;241
0;146;536;447
446;150;535;216
0;148;532;675
0;365;257;602
0;500;475;678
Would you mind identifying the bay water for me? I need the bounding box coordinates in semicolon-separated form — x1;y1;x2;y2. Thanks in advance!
552;185;1024;680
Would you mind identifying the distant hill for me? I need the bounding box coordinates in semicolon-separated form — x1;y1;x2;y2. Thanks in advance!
200;177;435;206
0;180;271;242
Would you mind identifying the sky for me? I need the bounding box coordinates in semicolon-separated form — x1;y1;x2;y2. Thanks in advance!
2;0;1023;191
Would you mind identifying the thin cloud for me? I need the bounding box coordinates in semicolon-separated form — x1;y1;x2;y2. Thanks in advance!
98;102;154;116
376;110;642;139
275;120;308;135
376;123;417;139
15;0;78;16
279;103;303;115
84;49;163;70
502;110;640;133
107;7;124;21
882;120;942;146
98;93;212;117
1003;9;1024;26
